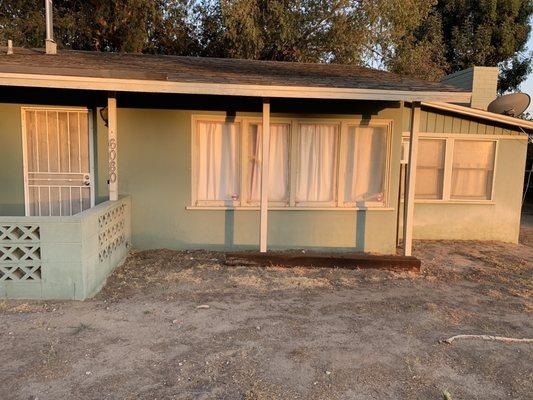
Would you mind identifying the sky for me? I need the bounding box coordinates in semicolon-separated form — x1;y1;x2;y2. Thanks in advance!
521;24;533;114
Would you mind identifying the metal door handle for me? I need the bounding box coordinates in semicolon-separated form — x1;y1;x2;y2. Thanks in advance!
83;174;91;186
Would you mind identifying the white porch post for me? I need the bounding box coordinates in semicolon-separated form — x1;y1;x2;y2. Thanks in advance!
403;102;421;256
107;94;118;201
260;98;270;253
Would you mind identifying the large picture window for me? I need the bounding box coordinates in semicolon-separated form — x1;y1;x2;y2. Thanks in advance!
343;125;388;205
296;124;339;204
195;120;240;204
192;116;392;208
248;123;290;204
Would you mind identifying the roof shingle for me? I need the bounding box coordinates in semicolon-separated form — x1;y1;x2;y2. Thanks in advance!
0;48;466;94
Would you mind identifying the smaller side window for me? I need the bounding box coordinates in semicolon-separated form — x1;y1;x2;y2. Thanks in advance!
415;139;446;200
451;140;495;200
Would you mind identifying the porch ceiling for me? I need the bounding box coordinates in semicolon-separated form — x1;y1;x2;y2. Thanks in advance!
0;48;471;103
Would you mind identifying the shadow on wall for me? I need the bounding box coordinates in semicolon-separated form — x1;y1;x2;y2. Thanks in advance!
225;210;234;248
0;204;25;216
355;209;366;251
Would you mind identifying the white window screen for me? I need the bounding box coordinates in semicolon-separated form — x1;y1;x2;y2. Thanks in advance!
296;124;338;203
195;121;240;202
451;140;495;200
415;139;445;199
344;125;388;204
248;123;290;203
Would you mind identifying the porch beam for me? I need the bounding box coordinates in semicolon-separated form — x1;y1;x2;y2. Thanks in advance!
107;94;118;201
260;98;270;253
403;102;421;256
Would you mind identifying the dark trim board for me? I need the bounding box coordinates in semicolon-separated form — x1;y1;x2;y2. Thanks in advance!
225;251;421;272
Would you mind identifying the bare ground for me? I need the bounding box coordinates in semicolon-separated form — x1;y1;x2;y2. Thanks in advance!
1;222;532;399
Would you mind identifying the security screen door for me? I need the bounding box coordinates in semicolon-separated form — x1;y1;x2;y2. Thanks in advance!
22;108;93;216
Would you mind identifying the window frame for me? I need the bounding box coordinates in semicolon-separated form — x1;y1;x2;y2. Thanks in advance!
339;120;393;208
414;138;447;200
293;120;341;207
242;118;293;207
191;114;394;210
191;115;244;207
402;132;499;203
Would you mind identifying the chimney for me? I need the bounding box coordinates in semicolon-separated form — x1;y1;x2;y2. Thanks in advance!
441;66;498;110
44;0;57;54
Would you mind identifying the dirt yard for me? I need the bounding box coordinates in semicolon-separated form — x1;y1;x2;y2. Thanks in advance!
1;221;532;400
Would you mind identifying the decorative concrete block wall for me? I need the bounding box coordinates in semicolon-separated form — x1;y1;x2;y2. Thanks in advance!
0;196;131;300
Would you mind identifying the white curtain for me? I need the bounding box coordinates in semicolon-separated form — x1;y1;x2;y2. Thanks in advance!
249;123;290;202
344;126;387;203
451;140;495;199
196;121;239;201
415;139;445;199
296;124;338;202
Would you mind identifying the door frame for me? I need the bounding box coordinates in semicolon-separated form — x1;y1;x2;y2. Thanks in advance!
21;106;96;216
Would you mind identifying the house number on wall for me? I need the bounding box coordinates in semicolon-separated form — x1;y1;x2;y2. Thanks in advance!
109;138;117;183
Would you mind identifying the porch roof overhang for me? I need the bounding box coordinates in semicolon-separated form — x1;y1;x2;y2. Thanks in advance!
0;48;471;103
0;72;472;103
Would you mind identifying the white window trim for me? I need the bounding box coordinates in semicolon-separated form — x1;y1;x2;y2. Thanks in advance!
401;132;500;204
191;115;244;207
190;114;394;210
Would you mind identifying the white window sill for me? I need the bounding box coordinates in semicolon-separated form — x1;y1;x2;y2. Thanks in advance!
400;199;495;205
186;206;395;211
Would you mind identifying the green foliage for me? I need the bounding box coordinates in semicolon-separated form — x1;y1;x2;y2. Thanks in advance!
0;0;194;53
0;0;531;90
390;0;533;91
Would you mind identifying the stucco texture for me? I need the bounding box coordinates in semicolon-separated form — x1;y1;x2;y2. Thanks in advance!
1;101;527;253
100;106;403;253
410;138;526;242
0;104;24;215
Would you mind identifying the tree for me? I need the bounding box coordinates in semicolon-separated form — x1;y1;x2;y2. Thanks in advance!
0;0;195;54
193;0;436;65
1;0;531;91
390;0;533;91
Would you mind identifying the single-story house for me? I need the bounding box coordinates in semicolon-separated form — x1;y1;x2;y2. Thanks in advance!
0;46;531;300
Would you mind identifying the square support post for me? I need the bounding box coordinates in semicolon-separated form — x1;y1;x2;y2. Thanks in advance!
107;94;118;201
260;98;270;253
403;102;421;256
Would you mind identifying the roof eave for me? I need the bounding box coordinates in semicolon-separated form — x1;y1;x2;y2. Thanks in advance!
0;72;471;103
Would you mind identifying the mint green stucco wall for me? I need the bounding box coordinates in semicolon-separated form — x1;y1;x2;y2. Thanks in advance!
0;104;24;216
100;106;403;253
409;138;526;242
1;101;527;252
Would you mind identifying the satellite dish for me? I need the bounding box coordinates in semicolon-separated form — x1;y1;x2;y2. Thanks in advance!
487;92;530;117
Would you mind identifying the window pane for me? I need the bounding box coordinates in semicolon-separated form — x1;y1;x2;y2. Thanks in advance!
196;121;240;201
451;140;495;200
344;125;387;203
296;124;338;202
415;139;445;199
248;123;290;202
